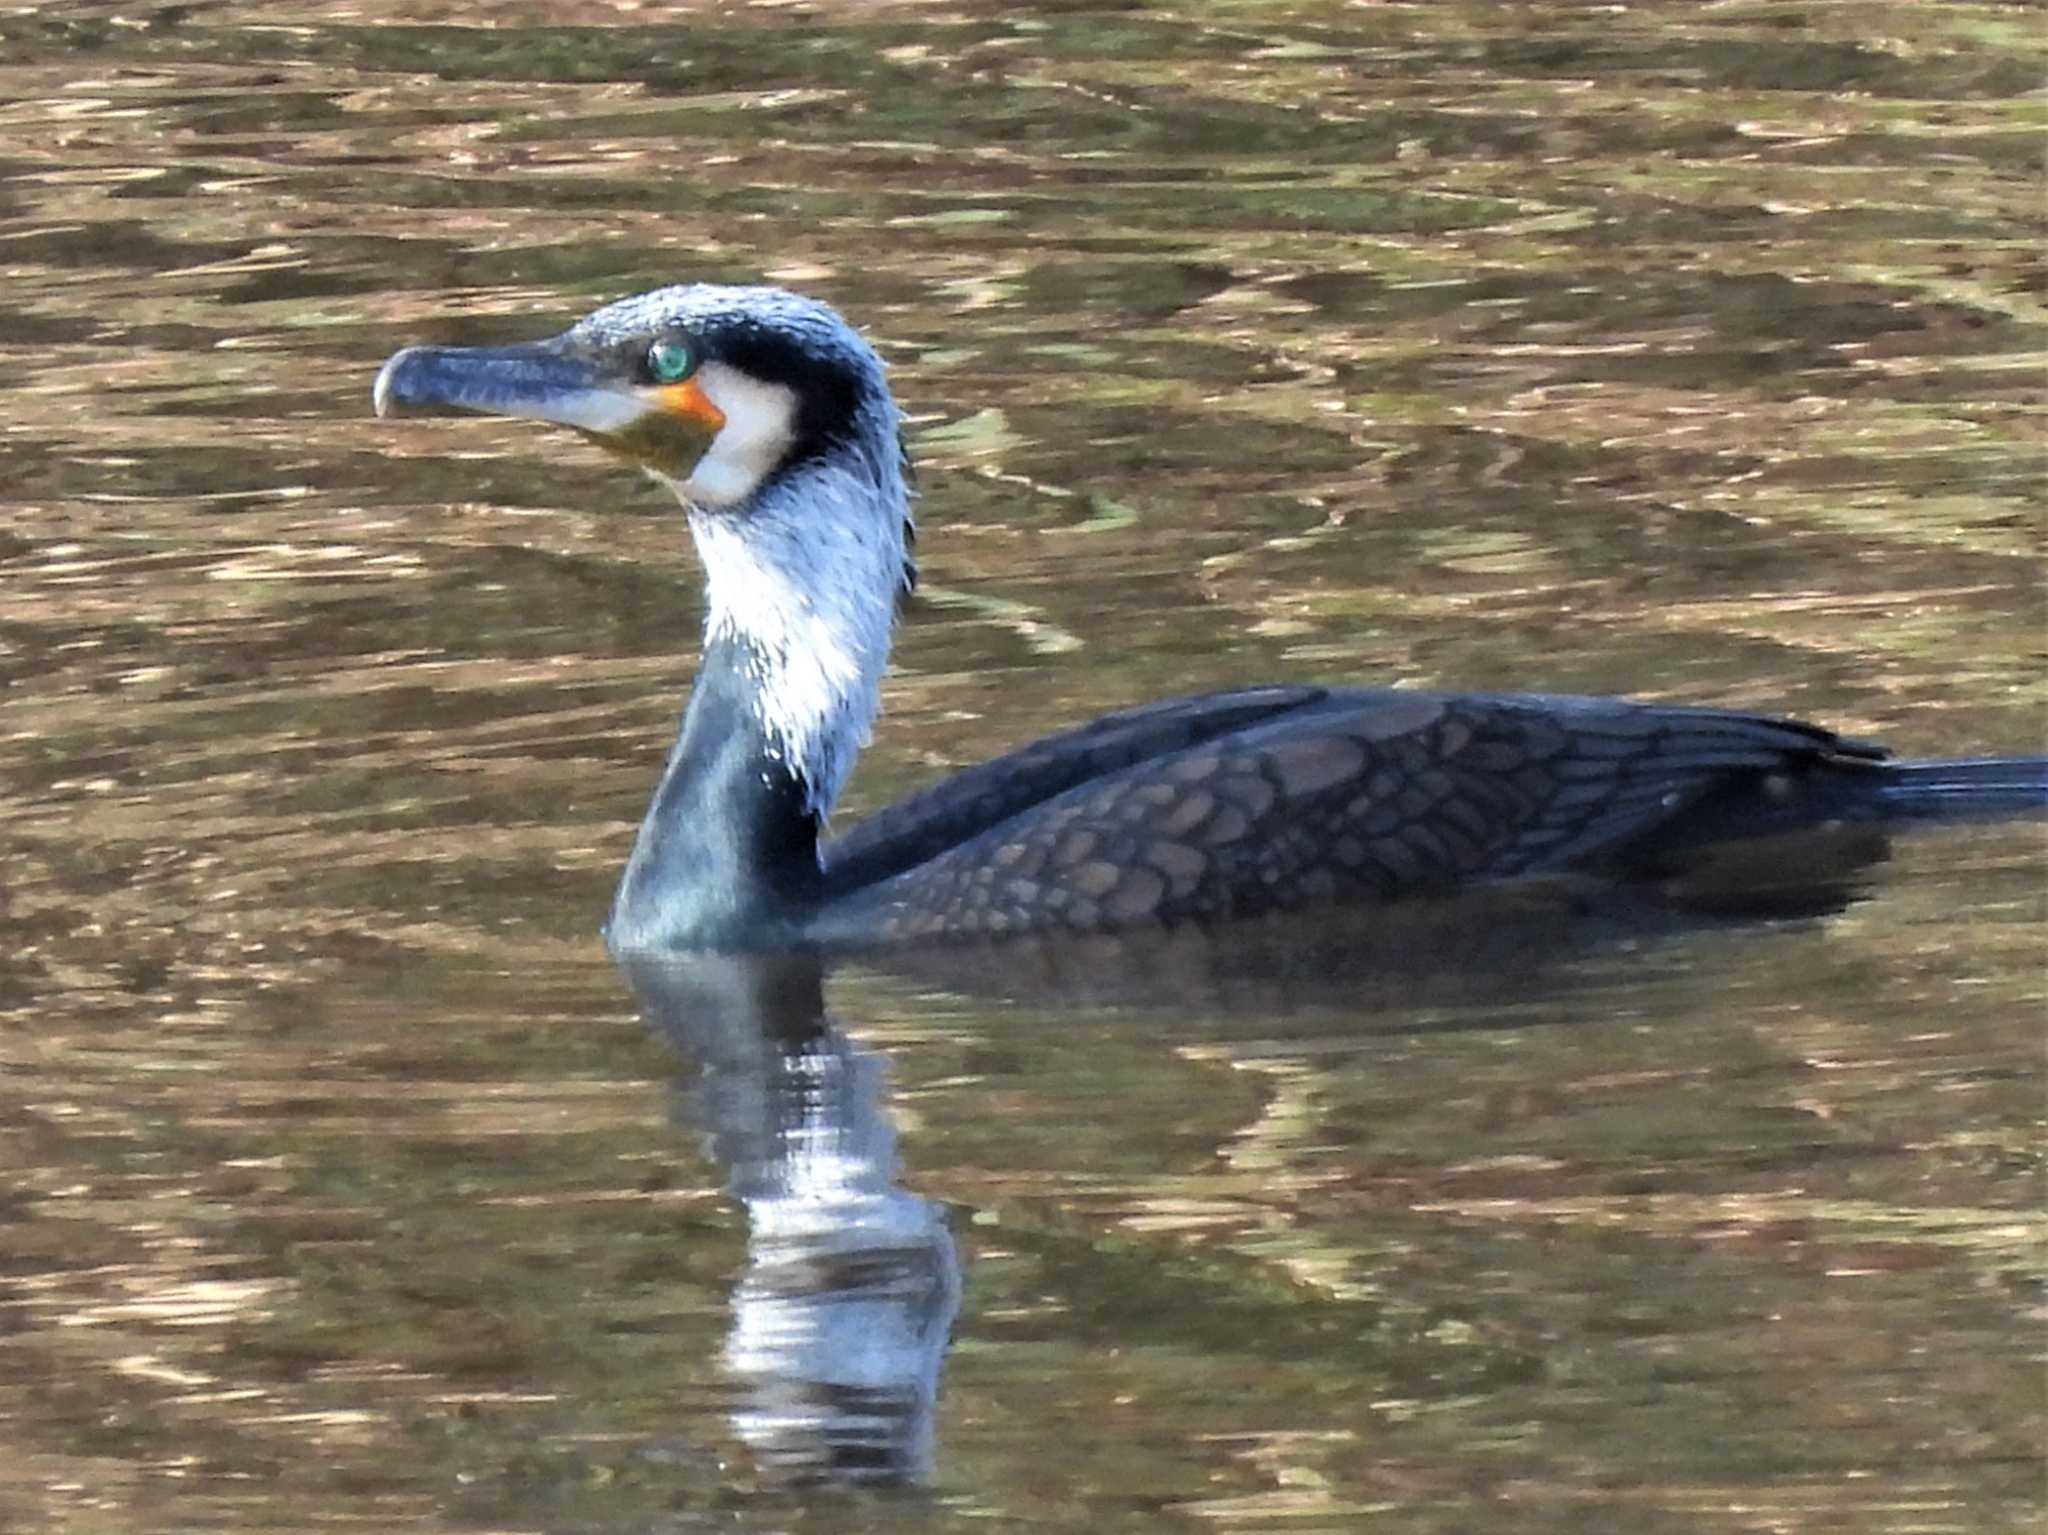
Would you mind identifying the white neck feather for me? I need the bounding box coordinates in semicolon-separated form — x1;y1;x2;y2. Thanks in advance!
684;451;906;817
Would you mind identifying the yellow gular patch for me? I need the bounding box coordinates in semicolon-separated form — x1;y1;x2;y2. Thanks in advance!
655;377;726;432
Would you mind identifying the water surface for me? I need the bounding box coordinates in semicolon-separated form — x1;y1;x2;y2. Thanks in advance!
1;3;2042;1532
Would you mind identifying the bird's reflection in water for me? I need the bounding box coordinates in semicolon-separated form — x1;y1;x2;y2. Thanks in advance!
616;950;959;1489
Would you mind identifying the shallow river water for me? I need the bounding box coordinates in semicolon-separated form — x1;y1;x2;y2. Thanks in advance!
1;4;2042;1532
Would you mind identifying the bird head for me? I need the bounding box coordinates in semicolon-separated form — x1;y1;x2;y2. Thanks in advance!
373;283;903;515
374;284;917;820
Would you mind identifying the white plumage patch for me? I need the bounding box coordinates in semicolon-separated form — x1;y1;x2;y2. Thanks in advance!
681;362;801;508
679;450;907;819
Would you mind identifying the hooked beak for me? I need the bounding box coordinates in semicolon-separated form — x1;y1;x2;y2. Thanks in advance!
372;338;725;476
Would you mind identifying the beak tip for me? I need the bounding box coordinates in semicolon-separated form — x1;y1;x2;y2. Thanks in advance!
371;348;417;419
364;337;653;443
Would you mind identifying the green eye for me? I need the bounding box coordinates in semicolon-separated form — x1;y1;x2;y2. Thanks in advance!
646;339;694;383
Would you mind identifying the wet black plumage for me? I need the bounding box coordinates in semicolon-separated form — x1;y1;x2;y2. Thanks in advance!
812;685;2036;943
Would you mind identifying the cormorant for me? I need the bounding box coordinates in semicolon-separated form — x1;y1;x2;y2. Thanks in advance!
372;285;2047;952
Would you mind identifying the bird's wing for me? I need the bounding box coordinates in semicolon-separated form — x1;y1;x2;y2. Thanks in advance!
819;685;1330;893
822;688;1888;940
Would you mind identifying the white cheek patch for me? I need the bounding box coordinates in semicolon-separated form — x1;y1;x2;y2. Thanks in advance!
681;361;799;508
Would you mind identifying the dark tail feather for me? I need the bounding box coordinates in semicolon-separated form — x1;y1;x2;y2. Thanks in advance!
1616;753;2042;915
1860;756;2048;823
1641;752;2048;860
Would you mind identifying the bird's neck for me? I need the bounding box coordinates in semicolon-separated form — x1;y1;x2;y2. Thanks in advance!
607;630;824;951
687;454;904;818
608;453;907;951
